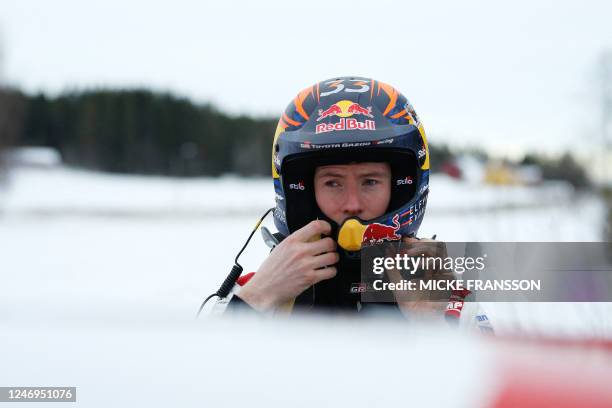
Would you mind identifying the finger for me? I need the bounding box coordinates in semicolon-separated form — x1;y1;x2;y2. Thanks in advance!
402;242;446;257
401;237;427;252
311;251;339;269
312;266;337;282
306;237;336;255
403;237;444;246
291;220;332;243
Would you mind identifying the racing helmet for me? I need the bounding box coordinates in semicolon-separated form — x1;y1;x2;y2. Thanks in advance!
272;76;430;250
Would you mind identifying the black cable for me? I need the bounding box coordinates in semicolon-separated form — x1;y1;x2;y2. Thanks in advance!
231;207;275;267
196;293;220;316
196;207;274;318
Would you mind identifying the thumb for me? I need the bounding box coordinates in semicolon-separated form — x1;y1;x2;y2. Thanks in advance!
291;219;332;243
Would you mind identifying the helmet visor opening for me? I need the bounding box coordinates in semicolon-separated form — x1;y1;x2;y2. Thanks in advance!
281;148;419;233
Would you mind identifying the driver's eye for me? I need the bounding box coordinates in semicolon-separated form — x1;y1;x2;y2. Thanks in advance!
364;179;379;186
325;180;340;187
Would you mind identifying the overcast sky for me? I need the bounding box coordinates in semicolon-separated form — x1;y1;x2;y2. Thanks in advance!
1;0;611;159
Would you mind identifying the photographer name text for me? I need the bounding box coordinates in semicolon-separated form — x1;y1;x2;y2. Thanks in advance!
372;279;541;291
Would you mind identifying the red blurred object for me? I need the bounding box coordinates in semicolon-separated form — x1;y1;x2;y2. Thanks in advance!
440;161;462;179
236;272;255;286
490;336;612;408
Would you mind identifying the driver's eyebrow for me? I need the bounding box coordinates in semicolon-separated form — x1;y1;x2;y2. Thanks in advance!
317;171;345;178
359;171;388;178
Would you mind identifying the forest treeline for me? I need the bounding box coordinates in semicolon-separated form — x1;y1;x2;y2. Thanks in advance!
0;88;278;176
0;88;589;186
0;88;454;176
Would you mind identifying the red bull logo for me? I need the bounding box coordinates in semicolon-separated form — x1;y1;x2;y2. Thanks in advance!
317;104;343;121
346;103;373;118
317;100;374;121
362;214;401;245
315;100;376;134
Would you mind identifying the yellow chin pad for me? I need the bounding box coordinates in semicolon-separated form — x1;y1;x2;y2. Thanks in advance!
337;219;367;251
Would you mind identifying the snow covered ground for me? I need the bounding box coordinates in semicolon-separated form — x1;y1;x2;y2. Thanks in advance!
0;165;610;337
1;163;611;407
0;165;587;220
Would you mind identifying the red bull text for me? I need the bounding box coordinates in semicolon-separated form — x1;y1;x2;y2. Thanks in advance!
316;118;376;134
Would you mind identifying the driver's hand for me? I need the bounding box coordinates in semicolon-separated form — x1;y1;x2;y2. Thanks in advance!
237;220;338;312
386;237;453;319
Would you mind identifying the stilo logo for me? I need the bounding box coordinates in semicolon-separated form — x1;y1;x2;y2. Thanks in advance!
289;181;305;190
396;176;413;186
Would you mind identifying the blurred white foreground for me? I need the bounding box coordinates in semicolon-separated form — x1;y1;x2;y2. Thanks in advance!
0;164;609;337
1;317;612;407
1;162;612;406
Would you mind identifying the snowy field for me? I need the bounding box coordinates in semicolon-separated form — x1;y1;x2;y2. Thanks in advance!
1;164;611;407
0;165;610;336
